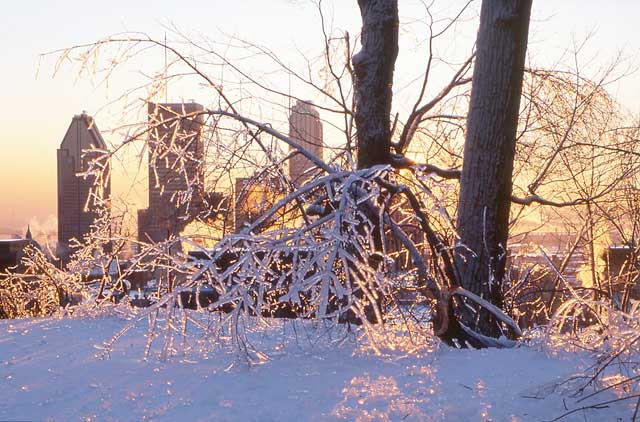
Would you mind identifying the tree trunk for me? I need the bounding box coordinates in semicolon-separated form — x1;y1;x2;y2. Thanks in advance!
353;0;398;169
454;0;532;338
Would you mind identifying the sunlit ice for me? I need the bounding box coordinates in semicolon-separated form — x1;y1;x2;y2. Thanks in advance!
2;1;640;421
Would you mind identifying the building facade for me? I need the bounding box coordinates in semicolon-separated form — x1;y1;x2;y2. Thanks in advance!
57;113;110;259
0;227;41;272
288;100;323;186
138;102;205;243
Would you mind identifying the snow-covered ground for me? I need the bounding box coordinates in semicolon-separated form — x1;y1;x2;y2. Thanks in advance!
0;312;632;421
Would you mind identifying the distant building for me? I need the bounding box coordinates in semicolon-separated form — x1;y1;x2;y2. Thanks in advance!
57;113;110;259
234;177;254;232
0;227;41;272
288;100;323;186
602;245;640;300
230;101;323;233
234;177;268;232
138;102;205;243
233;176;286;233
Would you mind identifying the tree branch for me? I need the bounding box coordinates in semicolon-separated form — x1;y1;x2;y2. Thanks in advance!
389;154;462;179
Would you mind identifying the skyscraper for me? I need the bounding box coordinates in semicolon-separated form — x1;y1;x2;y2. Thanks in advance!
57;113;111;259
288;100;323;185
138;102;205;243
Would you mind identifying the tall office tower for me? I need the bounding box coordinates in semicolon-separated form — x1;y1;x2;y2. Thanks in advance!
57;112;111;259
138;102;205;243
288;100;323;185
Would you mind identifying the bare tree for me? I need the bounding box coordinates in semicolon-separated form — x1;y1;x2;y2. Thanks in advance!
15;0;640;356
13;0;523;350
449;0;533;340
352;0;398;169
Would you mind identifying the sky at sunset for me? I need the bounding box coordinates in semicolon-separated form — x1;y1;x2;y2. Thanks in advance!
1;0;639;241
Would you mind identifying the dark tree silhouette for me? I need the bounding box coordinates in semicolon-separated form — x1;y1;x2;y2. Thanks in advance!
353;0;532;345
454;0;533;339
353;0;399;169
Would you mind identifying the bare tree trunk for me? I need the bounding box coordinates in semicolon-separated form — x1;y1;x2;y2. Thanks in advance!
353;0;398;169
454;0;532;338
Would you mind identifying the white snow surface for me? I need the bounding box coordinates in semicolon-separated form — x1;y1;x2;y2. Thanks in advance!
0;312;630;421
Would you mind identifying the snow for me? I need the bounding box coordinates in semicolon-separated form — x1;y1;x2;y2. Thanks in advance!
0;313;632;421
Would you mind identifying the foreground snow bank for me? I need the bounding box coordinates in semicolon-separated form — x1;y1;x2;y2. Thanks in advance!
0;314;631;421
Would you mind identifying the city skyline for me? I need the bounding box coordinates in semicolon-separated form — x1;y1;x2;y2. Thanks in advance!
2;1;640;240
